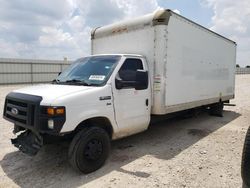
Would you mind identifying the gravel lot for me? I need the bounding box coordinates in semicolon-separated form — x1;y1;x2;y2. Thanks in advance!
0;75;249;188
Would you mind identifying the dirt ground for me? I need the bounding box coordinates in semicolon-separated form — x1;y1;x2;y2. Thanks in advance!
0;75;249;188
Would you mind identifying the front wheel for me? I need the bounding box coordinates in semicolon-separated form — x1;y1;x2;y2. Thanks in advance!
68;127;110;173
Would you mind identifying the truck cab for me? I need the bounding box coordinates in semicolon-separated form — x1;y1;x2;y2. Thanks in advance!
3;54;151;173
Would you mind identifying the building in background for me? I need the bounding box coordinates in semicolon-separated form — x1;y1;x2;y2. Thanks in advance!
0;58;71;84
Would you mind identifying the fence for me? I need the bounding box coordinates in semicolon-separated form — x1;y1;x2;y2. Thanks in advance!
236;68;250;74
0;58;71;84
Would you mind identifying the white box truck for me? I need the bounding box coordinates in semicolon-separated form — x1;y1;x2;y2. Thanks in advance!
3;9;236;173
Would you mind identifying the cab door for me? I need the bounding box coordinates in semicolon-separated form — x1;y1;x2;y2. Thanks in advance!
112;57;151;137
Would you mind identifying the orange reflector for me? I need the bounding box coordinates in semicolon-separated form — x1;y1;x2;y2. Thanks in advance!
47;108;55;115
47;107;65;116
56;108;65;115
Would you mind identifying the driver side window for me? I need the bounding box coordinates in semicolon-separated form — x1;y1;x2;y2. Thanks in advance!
117;58;143;82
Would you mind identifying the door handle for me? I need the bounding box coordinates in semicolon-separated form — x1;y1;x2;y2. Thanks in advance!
146;99;149;106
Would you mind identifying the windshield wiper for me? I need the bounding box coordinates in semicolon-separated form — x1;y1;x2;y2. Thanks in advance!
65;79;90;86
52;79;60;84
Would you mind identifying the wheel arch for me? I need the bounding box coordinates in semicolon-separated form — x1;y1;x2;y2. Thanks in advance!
74;116;114;138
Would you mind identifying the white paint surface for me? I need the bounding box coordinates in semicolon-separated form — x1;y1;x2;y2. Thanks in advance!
92;10;236;114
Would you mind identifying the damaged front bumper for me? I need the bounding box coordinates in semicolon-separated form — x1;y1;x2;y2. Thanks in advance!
11;130;43;156
3;92;66;156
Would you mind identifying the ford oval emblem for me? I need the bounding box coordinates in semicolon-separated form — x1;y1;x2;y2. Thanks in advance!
11;108;19;115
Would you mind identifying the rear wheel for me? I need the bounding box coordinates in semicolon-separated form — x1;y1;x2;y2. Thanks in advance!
242;126;250;187
68;127;110;173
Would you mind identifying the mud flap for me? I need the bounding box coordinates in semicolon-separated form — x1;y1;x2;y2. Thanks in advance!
11;130;43;156
209;102;224;117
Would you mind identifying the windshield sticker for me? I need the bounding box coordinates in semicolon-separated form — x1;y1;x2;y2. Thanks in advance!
105;66;110;69
89;75;106;81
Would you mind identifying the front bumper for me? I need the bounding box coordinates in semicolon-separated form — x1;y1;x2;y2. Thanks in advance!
11;130;43;156
3;92;66;156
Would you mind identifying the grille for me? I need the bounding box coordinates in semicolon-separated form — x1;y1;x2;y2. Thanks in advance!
6;99;27;124
4;97;37;126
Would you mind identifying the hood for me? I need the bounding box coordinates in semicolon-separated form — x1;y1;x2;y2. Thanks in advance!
13;84;92;105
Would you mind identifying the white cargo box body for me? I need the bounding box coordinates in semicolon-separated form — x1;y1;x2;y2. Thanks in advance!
91;9;237;115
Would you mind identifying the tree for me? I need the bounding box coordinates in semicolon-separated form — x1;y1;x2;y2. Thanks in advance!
246;65;250;68
236;64;240;68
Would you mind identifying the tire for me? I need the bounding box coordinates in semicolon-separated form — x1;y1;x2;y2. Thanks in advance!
209;102;224;117
68;127;110;173
242;126;250;187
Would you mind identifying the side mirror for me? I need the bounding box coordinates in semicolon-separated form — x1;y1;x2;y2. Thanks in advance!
135;70;148;90
115;78;123;89
58;72;61;76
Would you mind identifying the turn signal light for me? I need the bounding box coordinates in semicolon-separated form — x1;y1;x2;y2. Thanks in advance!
47;107;65;116
47;108;55;115
56;108;65;115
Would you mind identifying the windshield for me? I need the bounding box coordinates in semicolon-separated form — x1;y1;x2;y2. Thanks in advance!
55;55;121;86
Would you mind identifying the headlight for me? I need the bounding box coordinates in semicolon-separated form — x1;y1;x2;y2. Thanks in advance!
39;106;66;133
48;119;54;129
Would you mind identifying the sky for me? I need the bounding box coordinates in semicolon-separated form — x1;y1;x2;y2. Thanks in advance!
0;0;249;66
